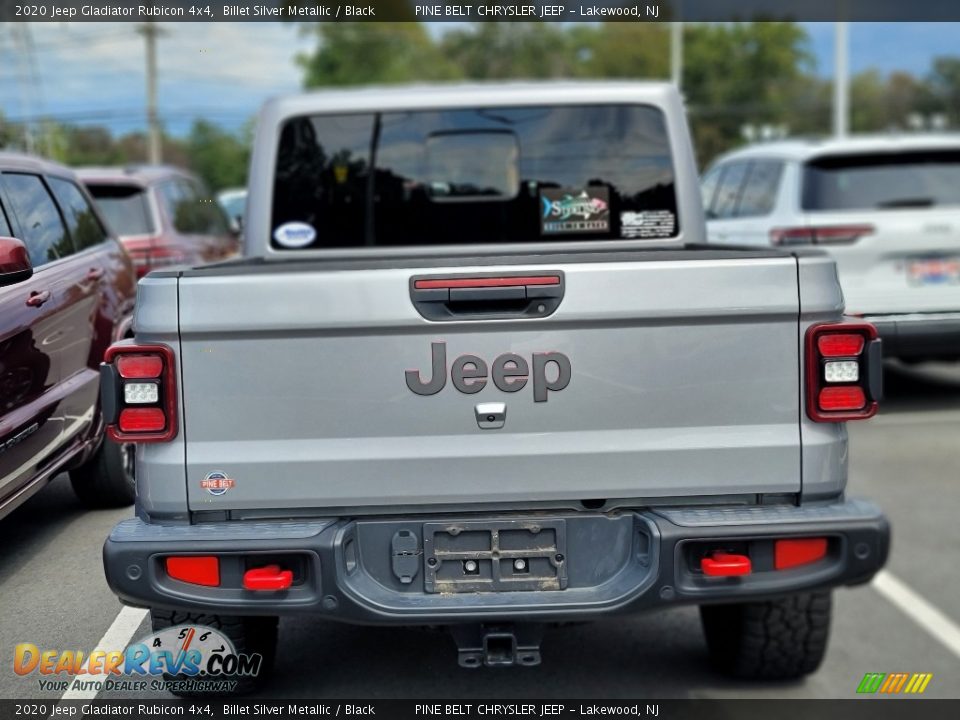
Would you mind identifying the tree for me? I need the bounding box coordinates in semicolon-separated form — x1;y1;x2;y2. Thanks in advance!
926;57;960;124
297;23;459;87
439;23;579;79
683;22;814;163
571;23;669;80
185;120;249;191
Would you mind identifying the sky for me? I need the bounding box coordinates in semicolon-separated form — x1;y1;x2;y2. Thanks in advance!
1;22;958;140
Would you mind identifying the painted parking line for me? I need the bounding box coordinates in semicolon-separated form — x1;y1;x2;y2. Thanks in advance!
873;570;960;659
58;605;148;702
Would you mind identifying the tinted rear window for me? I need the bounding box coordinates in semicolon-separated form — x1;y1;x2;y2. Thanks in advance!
803;151;960;211
271;104;678;249
86;184;155;236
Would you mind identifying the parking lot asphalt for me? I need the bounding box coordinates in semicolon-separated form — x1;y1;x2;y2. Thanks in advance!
1;362;957;701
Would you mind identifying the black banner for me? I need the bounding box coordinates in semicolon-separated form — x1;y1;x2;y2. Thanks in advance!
0;700;959;720
4;0;960;23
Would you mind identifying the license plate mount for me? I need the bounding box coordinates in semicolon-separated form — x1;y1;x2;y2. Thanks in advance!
423;518;568;593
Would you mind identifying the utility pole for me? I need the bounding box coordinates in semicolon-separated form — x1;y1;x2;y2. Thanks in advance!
138;21;163;163
833;21;849;137
670;22;683;90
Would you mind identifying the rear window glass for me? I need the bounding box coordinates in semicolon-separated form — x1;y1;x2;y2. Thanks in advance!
737;161;783;217
48;178;109;251
159;179;231;236
86;184;155;236
271;104;679;249
1;173;72;267
803;151;960;211
711;162;748;219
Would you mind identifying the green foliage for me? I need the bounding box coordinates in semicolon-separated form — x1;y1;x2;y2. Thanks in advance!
926;57;960;123
439;23;581;79
185;119;250;191
684;22;813;163
297;23;459;86
572;23;670;80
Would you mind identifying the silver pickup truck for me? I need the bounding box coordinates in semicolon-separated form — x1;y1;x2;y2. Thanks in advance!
101;83;889;693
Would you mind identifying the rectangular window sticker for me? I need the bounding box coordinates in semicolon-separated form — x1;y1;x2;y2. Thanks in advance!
541;187;610;235
621;210;677;239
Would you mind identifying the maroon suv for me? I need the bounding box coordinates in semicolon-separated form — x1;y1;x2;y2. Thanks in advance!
78;165;238;278
0;153;137;517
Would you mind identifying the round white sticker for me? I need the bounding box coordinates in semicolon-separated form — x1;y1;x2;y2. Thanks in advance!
273;222;316;248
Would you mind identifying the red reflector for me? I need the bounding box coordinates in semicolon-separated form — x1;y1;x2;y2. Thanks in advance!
166;556;220;587
775;538;828;570
243;565;293;591
701;553;752;577
819;386;866;411
817;333;865;357
116;354;163;379
118;407;166;432
414;275;560;290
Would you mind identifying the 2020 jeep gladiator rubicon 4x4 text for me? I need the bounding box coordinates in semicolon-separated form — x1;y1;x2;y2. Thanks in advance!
101;83;889;692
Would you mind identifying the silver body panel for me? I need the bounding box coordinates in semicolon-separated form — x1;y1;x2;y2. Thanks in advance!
132;83;849;517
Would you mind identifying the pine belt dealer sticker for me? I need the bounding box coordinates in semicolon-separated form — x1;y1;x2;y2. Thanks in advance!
201;471;235;496
541;187;610;234
620;210;676;239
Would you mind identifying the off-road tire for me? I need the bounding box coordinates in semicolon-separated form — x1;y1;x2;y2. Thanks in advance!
149;609;279;696
699;591;832;680
70;439;135;508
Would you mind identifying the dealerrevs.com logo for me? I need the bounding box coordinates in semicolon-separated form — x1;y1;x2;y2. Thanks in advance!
14;625;262;695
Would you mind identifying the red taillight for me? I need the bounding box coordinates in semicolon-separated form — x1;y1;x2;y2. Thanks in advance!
118;407;166;432
819;386;866;411
771;225;874;246
817;333;865;358
806;322;880;422
116;354;163;379
103;344;177;442
775;538;828;570
166;556;220;587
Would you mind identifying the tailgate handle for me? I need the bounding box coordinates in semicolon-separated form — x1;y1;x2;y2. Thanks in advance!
410;273;564;321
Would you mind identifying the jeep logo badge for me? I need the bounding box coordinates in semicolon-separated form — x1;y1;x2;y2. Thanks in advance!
406;342;571;402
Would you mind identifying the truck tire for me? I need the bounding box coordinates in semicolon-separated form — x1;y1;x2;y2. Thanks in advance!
150;609;278;696
699;591;832;679
69;439;135;508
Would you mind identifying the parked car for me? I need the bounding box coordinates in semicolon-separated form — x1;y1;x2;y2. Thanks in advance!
0;153;137;518
77;166;239;279
216;187;247;233
101;83;889;694
702;135;960;361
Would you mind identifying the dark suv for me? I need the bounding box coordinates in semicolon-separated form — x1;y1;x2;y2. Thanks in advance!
78;166;238;278
0;153;137;518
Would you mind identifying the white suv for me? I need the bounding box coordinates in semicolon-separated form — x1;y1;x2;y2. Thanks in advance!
702;135;960;361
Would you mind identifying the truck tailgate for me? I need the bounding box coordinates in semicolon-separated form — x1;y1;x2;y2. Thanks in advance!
177;254;801;512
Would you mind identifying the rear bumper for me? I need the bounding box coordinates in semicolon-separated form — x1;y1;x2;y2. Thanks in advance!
103;498;889;624
865;312;960;359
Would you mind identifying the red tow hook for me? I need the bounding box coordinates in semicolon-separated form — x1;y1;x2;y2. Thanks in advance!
701;553;752;577
243;565;293;591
